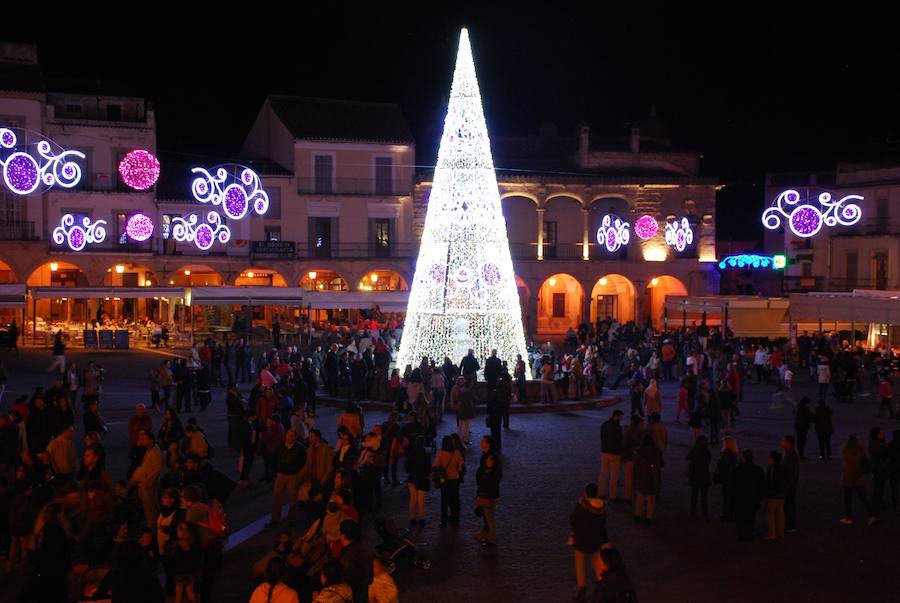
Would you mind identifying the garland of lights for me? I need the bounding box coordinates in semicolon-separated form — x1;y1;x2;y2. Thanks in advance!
762;189;862;238
397;28;528;371
0;128;84;195
718;254;773;270
172;211;231;250
665;217;693;252
52;213;107;251
597;214;630;252
118;149;160;190
191;165;269;220
125;213;154;242
634;214;659;240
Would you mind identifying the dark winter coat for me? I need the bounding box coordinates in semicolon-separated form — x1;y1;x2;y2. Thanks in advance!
730;461;765;512
275;442;306;476
405;446;431;491
814;404;834;436
569;495;608;553
600;419;624;455
634;444;663;495
782;448;800;495
686;445;712;486
765;463;787;499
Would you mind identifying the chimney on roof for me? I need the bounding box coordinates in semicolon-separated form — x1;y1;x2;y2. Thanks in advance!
630;126;641;154
578;121;590;165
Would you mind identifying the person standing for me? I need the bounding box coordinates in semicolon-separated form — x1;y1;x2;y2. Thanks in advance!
44;424;77;483
268;429;306;527
158;361;173;411
814;399;834;461
405;435;431;526
793;397;814;459
598;410;624;501
514;354;527;403
877;378;894;419
475;436;501;547
686;435;712;521
484;349;502;393
433;435;465;527
643;379;661;417
568;483;608;602
839;434;876;525
46;331;66;374
817;357;832;402
633;434;663;524
129;430;163;527
621;415;644;503
540;357;555;404
715;437;739;520
486;387;504;452
870;427;888;515
764;450;787;540
459;349;480;381
731;449;765;541
781;436;800;531
455;378;475;446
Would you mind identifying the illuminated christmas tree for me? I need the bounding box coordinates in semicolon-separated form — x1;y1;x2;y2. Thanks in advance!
397;28;528;371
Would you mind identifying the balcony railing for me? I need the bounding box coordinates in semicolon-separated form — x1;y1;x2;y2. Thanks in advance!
0;221;36;240
831;218;899;237
783;275;824;292
296;177;412;196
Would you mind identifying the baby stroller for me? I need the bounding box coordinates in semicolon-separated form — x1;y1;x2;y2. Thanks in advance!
374;517;432;573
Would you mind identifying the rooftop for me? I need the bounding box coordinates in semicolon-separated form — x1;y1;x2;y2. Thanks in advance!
268;95;415;144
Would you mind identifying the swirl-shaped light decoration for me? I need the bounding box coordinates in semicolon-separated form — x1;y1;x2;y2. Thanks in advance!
171;211;231;251
633;214;659;240
665;217;694;252
190;164;269;220
762;189;862;238
52;213;107;251
597;214;630;252
0;128;84;195
118;149;160;190
718;254;774;270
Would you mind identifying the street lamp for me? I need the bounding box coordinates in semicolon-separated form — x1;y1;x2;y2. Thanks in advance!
50;262;58;272
115;264;125;274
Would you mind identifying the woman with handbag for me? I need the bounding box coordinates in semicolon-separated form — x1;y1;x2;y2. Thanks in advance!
405;435;431;526
433;435;465;527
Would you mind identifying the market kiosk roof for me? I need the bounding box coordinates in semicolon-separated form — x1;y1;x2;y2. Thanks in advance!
0;284;26;308
30;286;185;300
789;290;900;324
189;286;305;306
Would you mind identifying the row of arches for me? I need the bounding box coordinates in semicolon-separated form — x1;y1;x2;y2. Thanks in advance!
533;273;687;331
0;260;409;292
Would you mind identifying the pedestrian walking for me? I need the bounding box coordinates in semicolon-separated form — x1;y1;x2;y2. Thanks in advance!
568;483;608;602
46;331;66;374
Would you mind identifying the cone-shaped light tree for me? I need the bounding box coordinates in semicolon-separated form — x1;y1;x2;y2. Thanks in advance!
397;28;529;371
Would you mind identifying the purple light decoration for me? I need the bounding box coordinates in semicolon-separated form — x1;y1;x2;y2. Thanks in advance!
52;213;107;251
634;214;658;240
171;211;231;250
190;165;269;219
118;149;160;190
4;153;40;194
482;263;501;287
762;189;862;238
665;217;694;252
0;127;84;195
597;214;631;252
125;213;154;242
428;263;446;283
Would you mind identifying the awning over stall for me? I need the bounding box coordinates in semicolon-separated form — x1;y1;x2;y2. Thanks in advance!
189;286;305;306
789;291;900;324
30;286;185;299
664;295;791;338
0;284;26;308
304;291;409;312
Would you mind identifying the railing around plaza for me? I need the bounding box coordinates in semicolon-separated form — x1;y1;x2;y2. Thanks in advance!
296;177;412;196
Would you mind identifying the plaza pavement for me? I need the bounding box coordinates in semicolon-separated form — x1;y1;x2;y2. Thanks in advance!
1;347;898;602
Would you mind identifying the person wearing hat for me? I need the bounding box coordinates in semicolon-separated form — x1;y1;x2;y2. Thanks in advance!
598;410;625;500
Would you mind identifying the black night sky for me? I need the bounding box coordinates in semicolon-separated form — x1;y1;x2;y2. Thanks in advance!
4;4;900;240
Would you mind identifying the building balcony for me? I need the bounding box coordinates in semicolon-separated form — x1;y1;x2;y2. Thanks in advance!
0;221;36;240
296;177;412;196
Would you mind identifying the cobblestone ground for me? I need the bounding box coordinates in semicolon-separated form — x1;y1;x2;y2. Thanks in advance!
1;348;898;602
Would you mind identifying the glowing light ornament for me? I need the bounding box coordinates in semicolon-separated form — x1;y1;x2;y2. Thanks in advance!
397;28;528;371
190;165;269;220
665;217;693;252
718;254;774;270
171;211;231;251
52;213;107;251
0;127;84;195
125;213;154;242
597;214;630;252
762;189;862;238
118;149;160;190
634;214;658;240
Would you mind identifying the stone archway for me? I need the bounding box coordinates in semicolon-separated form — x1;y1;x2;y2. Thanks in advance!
537;273;583;335
645;275;688;328
590;274;636;325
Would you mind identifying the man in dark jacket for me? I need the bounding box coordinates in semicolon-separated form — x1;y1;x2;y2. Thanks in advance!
484;349;503;392
267;429;306;527
460;349;480;380
569;483;608;601
781;435;801;530
731;449;766;541
339;520;373;603
598;410;624;500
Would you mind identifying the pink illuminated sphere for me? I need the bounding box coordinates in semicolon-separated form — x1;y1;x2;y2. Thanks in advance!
118;149;160;190
634;215;659;240
125;213;154;242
